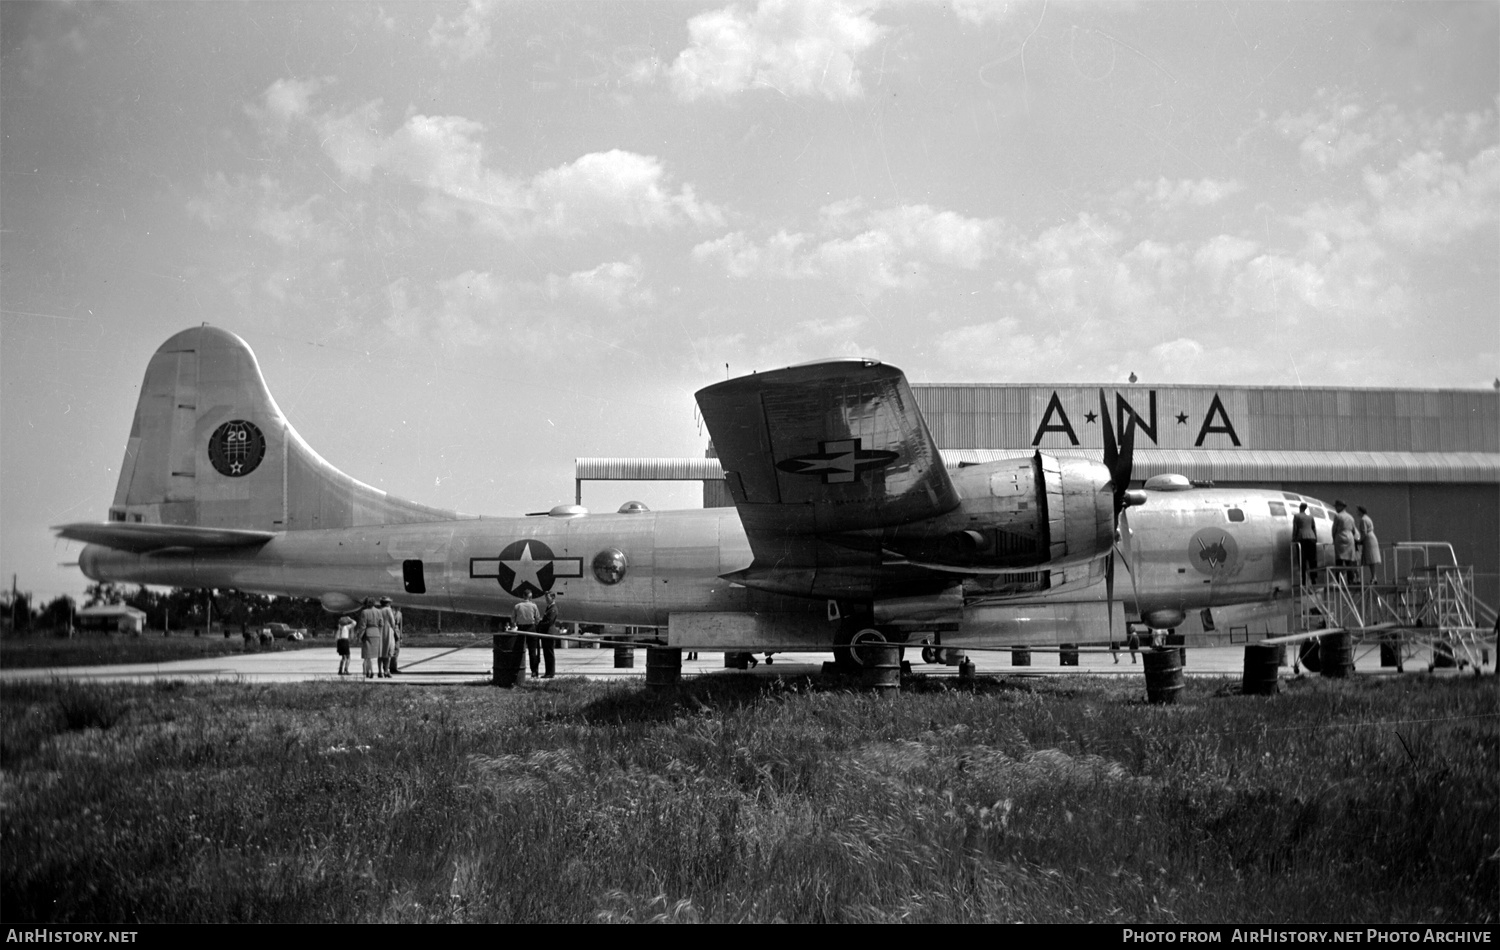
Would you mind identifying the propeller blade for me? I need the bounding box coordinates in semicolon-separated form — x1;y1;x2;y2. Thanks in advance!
1113;409;1136;515
1099;390;1117;477
1106;548;1116;642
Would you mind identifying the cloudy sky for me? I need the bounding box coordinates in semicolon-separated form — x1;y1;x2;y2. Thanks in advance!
3;0;1496;601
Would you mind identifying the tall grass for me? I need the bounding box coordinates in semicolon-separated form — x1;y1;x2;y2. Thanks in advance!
1;673;1494;923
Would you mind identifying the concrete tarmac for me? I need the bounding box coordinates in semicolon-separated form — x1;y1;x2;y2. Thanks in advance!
3;636;1483;686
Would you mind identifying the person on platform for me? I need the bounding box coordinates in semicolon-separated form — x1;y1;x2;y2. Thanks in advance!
1331;501;1359;571
1292;502;1318;585
513;591;543;677
1357;506;1382;584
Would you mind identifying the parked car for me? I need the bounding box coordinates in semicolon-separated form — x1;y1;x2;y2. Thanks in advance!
261;622;306;641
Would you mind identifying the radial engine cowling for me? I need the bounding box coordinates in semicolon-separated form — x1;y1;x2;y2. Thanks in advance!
1040;454;1117;567
882;452;1116;571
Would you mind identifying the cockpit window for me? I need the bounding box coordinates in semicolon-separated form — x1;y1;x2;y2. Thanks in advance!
1227;508;1245;522
1268;501;1286;518
1312;507;1327;520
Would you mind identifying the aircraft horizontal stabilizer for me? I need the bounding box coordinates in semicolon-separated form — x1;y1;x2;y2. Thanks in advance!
53;522;276;554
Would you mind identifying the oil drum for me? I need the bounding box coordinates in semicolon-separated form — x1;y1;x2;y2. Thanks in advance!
1144;648;1184;704
1242;644;1280;695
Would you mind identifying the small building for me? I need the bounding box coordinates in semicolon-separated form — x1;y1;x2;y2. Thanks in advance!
76;604;147;635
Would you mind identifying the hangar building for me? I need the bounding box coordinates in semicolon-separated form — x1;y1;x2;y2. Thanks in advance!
578;382;1500;629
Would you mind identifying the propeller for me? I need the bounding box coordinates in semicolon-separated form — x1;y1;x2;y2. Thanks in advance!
1099;390;1140;643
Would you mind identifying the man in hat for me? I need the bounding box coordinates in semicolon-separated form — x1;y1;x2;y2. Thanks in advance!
1331;501;1358;570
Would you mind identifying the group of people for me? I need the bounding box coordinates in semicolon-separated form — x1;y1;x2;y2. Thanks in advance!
336;596;402;678
1292;500;1381;585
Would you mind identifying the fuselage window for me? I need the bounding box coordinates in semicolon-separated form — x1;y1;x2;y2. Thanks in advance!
1227;508;1245;522
1267;501;1286;518
1313;507;1327;520
402;559;427;594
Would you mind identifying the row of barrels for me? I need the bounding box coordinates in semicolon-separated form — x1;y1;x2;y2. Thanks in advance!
493;631;1397;699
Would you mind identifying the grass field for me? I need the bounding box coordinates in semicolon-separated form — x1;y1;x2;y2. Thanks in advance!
1;672;1494;923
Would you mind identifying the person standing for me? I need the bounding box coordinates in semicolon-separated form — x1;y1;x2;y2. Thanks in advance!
1331;501;1359;571
535;592;559;679
378;597;397;678
358;597;382;679
1292;502;1318;585
1357;506;1382;584
336;615;354;676
388;602;404;674
513;591;543;677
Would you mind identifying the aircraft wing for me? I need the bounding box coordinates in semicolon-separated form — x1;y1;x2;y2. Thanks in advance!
695;359;961;545
53;522;276;554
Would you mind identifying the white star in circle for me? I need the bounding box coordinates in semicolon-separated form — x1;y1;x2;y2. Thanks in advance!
503;542;545;592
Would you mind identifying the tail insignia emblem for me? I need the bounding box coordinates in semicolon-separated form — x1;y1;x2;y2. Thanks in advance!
207;420;266;477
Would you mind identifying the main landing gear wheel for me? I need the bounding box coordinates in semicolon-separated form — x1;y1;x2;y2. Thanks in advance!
1298;639;1322;675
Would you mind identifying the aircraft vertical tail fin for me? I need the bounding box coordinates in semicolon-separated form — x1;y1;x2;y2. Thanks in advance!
102;325;457;534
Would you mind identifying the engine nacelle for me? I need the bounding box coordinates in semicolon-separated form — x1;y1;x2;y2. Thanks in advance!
881;452;1115;571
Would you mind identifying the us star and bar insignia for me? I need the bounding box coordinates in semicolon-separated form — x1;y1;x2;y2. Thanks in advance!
471;539;583;597
775;438;900;484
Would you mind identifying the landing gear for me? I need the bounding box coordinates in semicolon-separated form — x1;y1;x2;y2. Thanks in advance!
1297;638;1321;675
919;637;938;665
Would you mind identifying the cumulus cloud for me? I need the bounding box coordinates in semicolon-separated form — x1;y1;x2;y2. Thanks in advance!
384;271;512;348
281;93;721;235
532;151;723;234
186;173;341;253
1121;177;1246;211
694;203;1003;294
245;78;326;137
666;0;887;101
1364;146;1500;247
428;0;497;62
552;259;656;311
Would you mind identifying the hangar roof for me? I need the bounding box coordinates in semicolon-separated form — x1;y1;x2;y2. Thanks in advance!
578;450;1499;484
944;449;1500;484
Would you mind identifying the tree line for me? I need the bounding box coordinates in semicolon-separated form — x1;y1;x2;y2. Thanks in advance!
1;584;500;636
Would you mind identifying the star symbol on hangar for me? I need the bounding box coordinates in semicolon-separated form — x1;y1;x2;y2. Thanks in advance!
1176;412;1189;424
1084;410;1098;423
